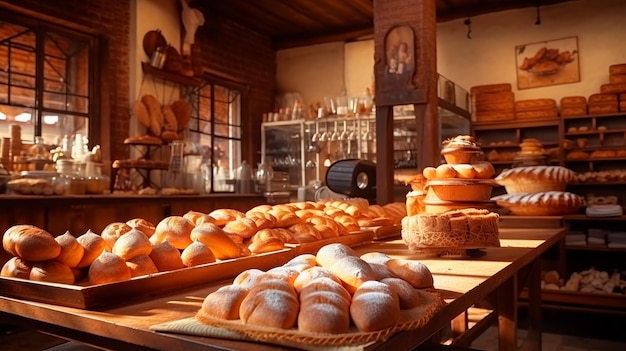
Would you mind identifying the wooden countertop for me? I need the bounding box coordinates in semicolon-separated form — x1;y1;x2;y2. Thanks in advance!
0;226;567;351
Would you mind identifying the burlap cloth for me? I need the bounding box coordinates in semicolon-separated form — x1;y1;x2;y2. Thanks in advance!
151;289;444;351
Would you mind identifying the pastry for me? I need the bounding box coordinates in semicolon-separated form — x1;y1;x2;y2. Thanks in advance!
125;254;159;277
350;280;401;332
180;241;216;267
88;251;132;285
149;240;185;272
54;231;85;268
30;261;75;284
75;230;106;268
190;223;242;259
152;216;195;249
495;166;576;193
111;228;153;260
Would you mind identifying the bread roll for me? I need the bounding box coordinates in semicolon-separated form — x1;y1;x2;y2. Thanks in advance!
170;99;191;132
54;231;85;268
101;222;133;251
30;261;75;284
293;266;342;292
288;223;322;243
315;243;358;268
328;255;377;293
75;230;106;268
223;217;258;239
282;253;317;272
269;209;302;228
233;268;266;289
247;237;284;254
149;241;184;272
112;228;152;260
238;278;299;329
183;210;215;226
381;277;423;309
190;223;241;259
297;278;351;334
126;218;156;237
386;258;434;289
125;254;159;277
1;256;33;279
162;104;178;131
360;251;392;265
368;262;396;280
133;100;151;129
350;280;401;332
200;284;250;320
88;251;132;285
208;209;245;226
3;225;61;262
180;240;216;267
141;94;163;136
265;266;300;287
245;211;276;231
153;216;195;249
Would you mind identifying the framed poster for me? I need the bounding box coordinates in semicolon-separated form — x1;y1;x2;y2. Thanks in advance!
515;36;580;90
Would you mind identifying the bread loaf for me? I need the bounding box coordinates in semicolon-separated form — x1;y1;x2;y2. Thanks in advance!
200;284;250;320
141;94;163;136
247;237;284;254
350;280;401;332
170;99;192;132
75;230;106;268
3;225;60;262
126;218;156;237
101;222;133;251
223;217;258;239
189;223;242;259
181;240;216;266
381;277;424;309
297;277;351;334
238;278;299;329
112;228;153;260
162;104;178;131
386;258;434;289
149;241;184;271
208;208;245;226
88;251;132;285
293;266;342;292
492;191;585;216
315;242;358;268
133;100;151;129
54;231;85;268
495;165;575;193
1;256;33;279
152;216;195;249
183;210;215;226
125;254;159;277
30;261;75;284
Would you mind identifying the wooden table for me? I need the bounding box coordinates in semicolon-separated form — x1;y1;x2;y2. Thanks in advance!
0;227;566;351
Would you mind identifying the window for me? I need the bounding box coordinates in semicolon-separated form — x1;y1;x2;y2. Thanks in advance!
187;78;244;193
0;11;96;168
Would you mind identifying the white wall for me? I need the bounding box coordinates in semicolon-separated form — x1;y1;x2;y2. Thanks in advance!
276;0;626;105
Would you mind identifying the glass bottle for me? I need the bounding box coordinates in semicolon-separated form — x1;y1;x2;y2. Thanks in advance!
165;141;185;188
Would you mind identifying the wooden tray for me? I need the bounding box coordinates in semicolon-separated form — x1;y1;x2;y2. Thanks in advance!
0;231;375;310
363;224;402;240
498;215;565;229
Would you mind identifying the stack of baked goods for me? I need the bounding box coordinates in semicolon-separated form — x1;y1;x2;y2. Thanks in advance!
560;96;587;117
600;63;626;96
470;83;515;122
133;94;191;143
194;243;443;347
587;93;619;115
514;98;559;119
512;138;549;167
492;165;586;216
401;135;501;255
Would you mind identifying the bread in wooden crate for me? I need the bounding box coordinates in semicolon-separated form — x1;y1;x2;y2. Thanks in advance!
474;110;515;122
492;191;585;216
560;105;587;117
588;101;618;115
515;98;557;111
588;93;618;103
609;74;626;84
601;83;626;94
609;63;626;76
515;108;559;119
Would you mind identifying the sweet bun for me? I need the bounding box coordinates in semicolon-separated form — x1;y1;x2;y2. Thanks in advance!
435;164;458;179
315;243;358;268
386;258;434;289
125;254;159;277
245;211;276;231
75;230;106;268
381;277;423;309
238;278;299;329
200;284;250;320
125;218;156;237
452;164;477;179
247;237;284;254
328;255;377;293
101;222;133;251
223;217;258;239
293;266;342;292
54;231;85;268
282;253;317;272
3;225;61;262
149;241;184;272
232;268;266;289
111;228;153;260
183;210;215;226
190;223;241;260
88;251;132;285
208;209;245;226
181;240;216;267
152;216;195;249
350;280;401;332
297;277;351;334
30;261;75;284
1;256;33;279
422;166;437;180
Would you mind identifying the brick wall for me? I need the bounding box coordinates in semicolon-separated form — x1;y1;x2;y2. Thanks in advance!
1;0;276;166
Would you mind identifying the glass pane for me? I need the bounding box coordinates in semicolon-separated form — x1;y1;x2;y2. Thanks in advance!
213;136;239;192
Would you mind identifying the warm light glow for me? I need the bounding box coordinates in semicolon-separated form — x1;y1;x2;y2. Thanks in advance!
43;115;58;125
14;112;31;122
0;112;6;120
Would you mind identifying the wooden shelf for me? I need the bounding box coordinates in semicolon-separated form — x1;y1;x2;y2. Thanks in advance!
141;62;202;87
519;289;626;311
565;244;626;252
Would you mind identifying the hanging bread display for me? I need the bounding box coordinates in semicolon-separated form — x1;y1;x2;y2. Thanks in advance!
141;94;164;136
170;99;192;132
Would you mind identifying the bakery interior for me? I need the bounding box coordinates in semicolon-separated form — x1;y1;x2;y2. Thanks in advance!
0;0;626;350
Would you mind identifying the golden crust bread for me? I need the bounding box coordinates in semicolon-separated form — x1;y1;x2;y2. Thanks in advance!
492;191;585;216
133;100;151;129
170;99;192;132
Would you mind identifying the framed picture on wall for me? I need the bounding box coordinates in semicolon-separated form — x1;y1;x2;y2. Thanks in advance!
515;36;580;90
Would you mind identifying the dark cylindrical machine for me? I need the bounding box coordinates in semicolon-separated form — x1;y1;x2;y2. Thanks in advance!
325;159;377;203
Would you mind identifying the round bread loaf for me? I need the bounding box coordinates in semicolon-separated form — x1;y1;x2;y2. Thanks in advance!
153;216;195;249
315;242;358;268
208;208;245;226
495;165;575;193
223;217;258;239
183;210;215;226
200;284;250;320
88;251;131;285
386;258;434;289
190;223;241;259
149;240;184;272
3;225;60;262
232;268;266;289
181;241;216;267
282;253;317;272
30;261;75;284
101;222;133;251
238;278;299;329
112;228;153;260
125;254;159;277
54;231;85;268
492;191;585;216
350;280;401;332
126;218;156;237
1;256;33;279
75;230;106;268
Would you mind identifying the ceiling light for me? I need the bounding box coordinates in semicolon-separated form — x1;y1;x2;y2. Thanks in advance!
43;115;58;125
14;112;31;122
0;112;6;120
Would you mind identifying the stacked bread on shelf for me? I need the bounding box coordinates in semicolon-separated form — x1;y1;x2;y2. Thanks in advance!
401;135;501;253
470;83;515;122
1;199;406;285
492;165;585;216
197;242;442;341
559;96;587;117
514;98;559;120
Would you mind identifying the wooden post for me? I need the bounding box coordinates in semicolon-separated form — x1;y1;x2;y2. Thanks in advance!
373;0;439;205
